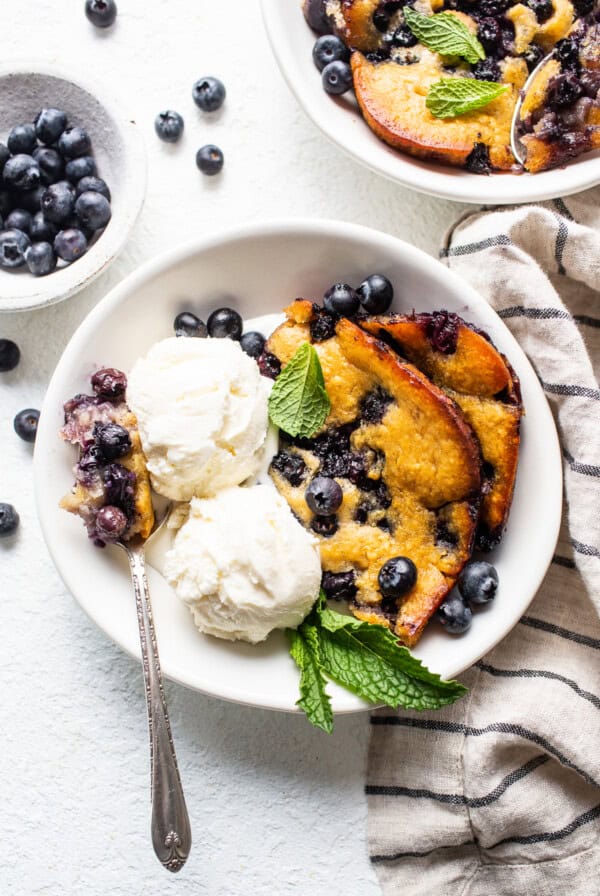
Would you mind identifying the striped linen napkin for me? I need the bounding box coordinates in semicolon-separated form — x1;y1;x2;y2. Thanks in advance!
367;189;600;896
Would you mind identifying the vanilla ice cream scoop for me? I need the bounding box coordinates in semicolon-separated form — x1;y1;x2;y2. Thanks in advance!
164;485;322;643
127;336;271;501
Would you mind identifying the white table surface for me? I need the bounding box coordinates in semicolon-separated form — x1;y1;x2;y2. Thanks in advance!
0;1;469;892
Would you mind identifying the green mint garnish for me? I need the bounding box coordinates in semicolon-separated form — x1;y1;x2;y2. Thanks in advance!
426;77;509;118
287;592;467;732
268;342;330;438
403;8;485;65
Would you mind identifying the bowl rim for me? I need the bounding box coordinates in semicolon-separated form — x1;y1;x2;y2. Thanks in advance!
0;59;146;313
259;0;600;205
34;217;563;713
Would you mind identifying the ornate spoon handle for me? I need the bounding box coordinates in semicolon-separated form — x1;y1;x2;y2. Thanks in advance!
125;545;192;872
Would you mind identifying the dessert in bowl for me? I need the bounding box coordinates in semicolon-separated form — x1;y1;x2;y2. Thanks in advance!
34;220;562;718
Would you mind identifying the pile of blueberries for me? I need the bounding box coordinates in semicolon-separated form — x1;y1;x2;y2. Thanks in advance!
0;108;112;277
172;304;267;359
155;76;226;177
0;337;40;537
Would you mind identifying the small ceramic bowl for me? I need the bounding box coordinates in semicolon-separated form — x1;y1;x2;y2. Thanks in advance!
0;62;146;313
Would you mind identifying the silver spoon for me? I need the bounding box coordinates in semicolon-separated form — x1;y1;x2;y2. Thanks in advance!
510;51;555;166
115;502;192;872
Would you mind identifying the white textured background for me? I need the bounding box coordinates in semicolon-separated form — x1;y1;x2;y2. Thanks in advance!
0;1;468;892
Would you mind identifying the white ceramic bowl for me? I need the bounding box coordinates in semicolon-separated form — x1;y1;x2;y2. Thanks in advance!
260;0;600;205
34;219;562;714
0;63;146;312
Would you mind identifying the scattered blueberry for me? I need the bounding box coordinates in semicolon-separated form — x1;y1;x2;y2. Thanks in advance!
0;338;20;371
523;43;545;72
35;108;68;145
257;351;281;379
477;18;502;56
91;367;127;400
437;595;472;634
306;476;343;516
527;0;553;22
75;176;111;202
207;307;243;339
378;556;417;598
65;155;97;183
5;209;32;234
548;72;583;109
391;25;418;48
25;241;56;277
54;228;88;263
196;144;224;176
3;154;41;191
58;127;92;159
75;191;111;231
85;0;118;28
192;77;226;112
472;58;502;82
0;229;31;268
240;331;266;358
7;124;37;155
33;146;65;185
94;421;131;460
173;311;208;338
555;38;580;71
96;505;128;542
303;0;331;33
270;450;306;486
0;503;19;537
13;408;40;442
312;35;350;72
154;110;184;143
41;182;75;223
29;211;58;243
457;560;499;605
311;515;338;537
323;282;360;315
321;570;357;602
357;274;394;314
322;60;353;95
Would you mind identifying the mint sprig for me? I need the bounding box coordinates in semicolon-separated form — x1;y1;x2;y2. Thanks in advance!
268;342;330;438
287;593;467;732
426;77;509;118
403;8;485;65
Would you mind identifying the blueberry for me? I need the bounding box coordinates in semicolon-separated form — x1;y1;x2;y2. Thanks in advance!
3;154;41;191
270;450;307;486
77;444;104;482
0;191;11;217
35;108;68;145
549;72;583;109
0;503;19;537
75;191;111;231
32;146;65;185
311;515;338;537
457;560;498;605
25;242;56;277
321;570;357;602
322;60;353;95
303;0;331;33
65;155;97;182
30;211;58;243
378;556;417;598
306;476;343;515
477;18;502;56
196;144;224;176
192;77;226;112
0;339;20;371
94;421;131;459
0;143;9;174
207;307;243;339
257;351;281;379
572;0;593;12
101;464;135;515
357;274;394;314
95;505;128;542
154;110;184;143
7;124;37;155
85;0;118;27
437;595;473;634
0;229;31;268
391;25;418;48
240;331;265;358
58;127;92;159
523;43;545;72
312;35;350;72
526;0;553;21
74;176;111;203
54;228;88;263
173;311;208;338
17;186;45;212
41;182;75;223
323;282;360;315
91;367;127;400
5;209;32;234
13;408;40;442
472;58;502;82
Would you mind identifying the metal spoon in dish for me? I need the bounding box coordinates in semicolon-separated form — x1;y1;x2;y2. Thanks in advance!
510;51;555;166
115;500;192;872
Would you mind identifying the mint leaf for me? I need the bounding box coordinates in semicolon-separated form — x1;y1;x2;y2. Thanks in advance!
403;8;485;64
287;625;333;733
268;342;330;438
426;77;509;118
